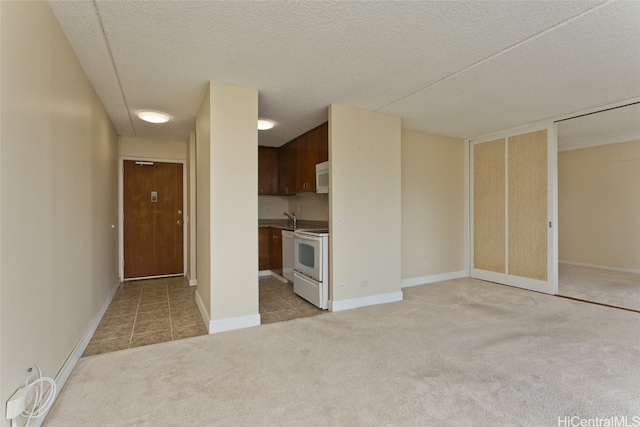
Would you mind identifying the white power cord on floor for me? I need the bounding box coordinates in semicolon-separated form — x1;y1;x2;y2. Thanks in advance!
10;364;56;427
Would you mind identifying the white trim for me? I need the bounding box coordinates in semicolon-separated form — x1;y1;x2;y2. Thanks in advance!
258;270;288;282
468;123;557;295
329;291;403;312
122;273;183;282
468;98;640;143
186;271;197;287
194;290;210;332
119;156;188;281
44;278;121;426
209;314;261;334
548;123;559;294
471;269;552;294
401;271;466;288
559;260;640;276
464;139;470;278
270;272;288;283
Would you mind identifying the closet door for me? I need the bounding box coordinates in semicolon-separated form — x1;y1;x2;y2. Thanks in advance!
470;125;557;294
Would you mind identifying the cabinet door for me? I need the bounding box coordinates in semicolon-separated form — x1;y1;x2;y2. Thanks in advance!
259;227;270;270
311;122;329;164
269;228;283;275
295;133;314;192
258;146;278;195
278;141;295;195
295;122;329;192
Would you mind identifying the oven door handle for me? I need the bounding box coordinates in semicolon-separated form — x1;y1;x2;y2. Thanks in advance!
294;233;322;243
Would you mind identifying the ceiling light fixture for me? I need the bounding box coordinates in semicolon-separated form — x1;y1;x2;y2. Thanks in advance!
138;111;170;124
257;119;275;130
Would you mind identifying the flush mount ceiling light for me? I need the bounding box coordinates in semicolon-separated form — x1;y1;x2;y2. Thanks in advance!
138;111;170;124
257;119;275;130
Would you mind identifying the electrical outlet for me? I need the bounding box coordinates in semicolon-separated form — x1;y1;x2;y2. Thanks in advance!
337;283;346;290
360;280;368;287
422;262;429;269
6;386;30;420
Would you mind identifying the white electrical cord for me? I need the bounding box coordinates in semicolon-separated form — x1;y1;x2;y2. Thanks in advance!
15;364;57;427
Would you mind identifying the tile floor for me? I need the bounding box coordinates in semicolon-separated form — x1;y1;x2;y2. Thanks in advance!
83;276;207;357
259;275;324;323
84;274;324;357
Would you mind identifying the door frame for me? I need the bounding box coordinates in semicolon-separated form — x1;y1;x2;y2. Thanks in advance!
119;156;188;281
466;123;558;295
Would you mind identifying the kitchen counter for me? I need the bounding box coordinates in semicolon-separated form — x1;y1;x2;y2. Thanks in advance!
259;219;328;232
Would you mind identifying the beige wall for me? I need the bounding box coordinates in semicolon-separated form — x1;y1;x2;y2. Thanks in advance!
401;130;466;281
119;136;187;160
196;86;212;315
329;104;402;304
187;133;197;284
558;140;640;271
0;2;119;424
197;82;259;329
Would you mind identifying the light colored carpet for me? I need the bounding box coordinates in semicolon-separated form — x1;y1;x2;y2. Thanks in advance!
559;264;640;311
45;278;640;426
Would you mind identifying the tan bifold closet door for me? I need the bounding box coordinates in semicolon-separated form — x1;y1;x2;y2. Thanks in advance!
471;125;557;294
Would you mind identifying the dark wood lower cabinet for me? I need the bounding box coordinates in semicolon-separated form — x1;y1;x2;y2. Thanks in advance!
269;228;283;275
259;227;283;274
259;227;271;271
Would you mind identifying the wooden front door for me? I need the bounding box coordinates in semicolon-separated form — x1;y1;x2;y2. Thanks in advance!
123;160;184;279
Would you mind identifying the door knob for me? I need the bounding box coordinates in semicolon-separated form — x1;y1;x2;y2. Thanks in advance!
176;220;182;225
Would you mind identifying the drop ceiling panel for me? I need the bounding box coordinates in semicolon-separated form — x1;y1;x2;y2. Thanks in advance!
383;0;640;140
48;1;134;136
49;0;616;146
558;103;640;151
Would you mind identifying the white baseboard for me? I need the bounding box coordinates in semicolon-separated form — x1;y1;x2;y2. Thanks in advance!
194;290;211;332
186;272;197;287
329;291;403;312
42;278;121;427
209;314;261;334
195;290;261;334
401;270;467;288
559;260;640;275
258;270;288;283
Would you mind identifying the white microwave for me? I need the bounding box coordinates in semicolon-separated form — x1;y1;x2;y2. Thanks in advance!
316;161;329;193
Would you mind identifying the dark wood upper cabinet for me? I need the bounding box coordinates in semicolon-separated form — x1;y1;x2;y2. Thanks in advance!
295;122;328;193
258;146;278;195
278;141;296;195
260;121;328;196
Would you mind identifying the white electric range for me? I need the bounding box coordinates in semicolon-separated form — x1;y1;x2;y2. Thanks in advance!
293;229;329;309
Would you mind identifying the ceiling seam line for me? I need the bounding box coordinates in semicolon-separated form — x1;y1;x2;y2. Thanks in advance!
93;0;137;136
375;0;615;113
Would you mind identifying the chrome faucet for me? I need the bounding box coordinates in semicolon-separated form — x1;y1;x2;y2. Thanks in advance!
283;211;297;227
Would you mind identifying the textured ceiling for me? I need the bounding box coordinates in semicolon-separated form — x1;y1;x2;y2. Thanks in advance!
558;103;640;151
48;0;640;147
